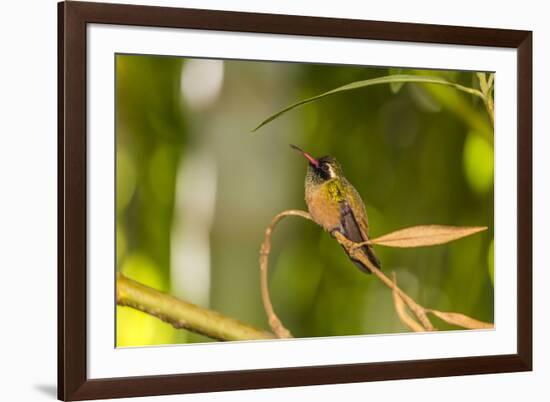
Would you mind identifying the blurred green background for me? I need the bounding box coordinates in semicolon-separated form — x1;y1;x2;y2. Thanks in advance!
115;54;494;347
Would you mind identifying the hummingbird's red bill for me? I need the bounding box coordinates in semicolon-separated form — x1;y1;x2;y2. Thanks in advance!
290;144;319;168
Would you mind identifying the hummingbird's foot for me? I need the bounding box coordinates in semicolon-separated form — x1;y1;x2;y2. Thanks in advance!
329;228;344;239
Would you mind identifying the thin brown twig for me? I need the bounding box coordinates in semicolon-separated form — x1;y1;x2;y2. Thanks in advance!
391;273;426;332
260;209;493;336
333;231;435;331
259;209;313;338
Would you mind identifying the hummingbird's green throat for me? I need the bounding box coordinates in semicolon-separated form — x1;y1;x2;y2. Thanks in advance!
290;144;382;273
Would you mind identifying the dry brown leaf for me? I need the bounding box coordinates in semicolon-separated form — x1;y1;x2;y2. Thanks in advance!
428;309;494;330
370;225;487;248
391;274;426;332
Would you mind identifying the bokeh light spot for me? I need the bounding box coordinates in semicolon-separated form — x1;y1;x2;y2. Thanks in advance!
463;132;494;195
180;59;224;110
116;149;136;212
116;223;126;265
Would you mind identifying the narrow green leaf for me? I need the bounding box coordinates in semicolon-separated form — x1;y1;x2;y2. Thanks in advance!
252;74;485;132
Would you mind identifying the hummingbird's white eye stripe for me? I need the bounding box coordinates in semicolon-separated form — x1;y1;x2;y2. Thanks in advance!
327;165;336;178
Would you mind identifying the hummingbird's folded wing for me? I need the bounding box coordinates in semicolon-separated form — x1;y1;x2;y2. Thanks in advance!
341;202;365;245
340;201;381;271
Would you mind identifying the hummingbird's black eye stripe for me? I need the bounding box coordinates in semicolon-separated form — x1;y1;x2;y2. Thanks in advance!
318;164;331;180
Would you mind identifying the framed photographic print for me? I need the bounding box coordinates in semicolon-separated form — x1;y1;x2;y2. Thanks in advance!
58;1;532;400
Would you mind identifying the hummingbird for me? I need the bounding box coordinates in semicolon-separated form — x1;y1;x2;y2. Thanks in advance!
290;144;381;273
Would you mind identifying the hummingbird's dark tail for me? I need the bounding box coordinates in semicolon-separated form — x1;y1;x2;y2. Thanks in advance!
348;244;381;274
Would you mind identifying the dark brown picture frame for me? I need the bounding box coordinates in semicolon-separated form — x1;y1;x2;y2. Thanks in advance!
58;1;532;400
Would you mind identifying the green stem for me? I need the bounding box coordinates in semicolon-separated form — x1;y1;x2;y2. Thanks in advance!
476;72;495;126
484;96;494;127
117;273;275;341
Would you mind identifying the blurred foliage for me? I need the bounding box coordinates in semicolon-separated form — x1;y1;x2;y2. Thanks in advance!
116;55;187;346
116;54;494;346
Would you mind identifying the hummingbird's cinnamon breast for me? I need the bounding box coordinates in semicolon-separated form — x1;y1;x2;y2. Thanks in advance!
305;183;342;233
